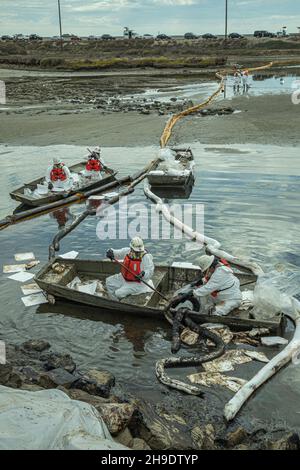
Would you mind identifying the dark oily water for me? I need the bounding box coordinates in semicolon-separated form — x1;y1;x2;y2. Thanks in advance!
0;142;300;428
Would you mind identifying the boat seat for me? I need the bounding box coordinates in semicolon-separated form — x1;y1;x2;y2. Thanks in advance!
121;269;167;307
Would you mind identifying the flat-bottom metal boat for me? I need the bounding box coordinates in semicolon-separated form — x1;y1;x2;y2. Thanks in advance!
35;258;285;334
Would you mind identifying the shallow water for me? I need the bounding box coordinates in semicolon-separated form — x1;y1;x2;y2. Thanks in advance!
126;72;300;105
1;140;300;427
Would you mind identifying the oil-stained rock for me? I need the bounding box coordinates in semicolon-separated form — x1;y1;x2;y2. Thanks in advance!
0;364;12;385
132;438;151;450
97;403;136;436
71;376;111;398
129;400;195;450
114;428;134;448
267;433;300;450
58;387;109;405
85;369;115;389
43;353;76;374
22;340;51;352
39;368;77;389
226;427;247;448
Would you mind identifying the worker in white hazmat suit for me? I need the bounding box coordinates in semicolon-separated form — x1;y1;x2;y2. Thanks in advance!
193;255;242;316
106;237;155;300
46;157;73;192
82;147;106;180
242;69;249;90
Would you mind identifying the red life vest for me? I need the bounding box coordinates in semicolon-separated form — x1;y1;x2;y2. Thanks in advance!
121;253;145;283
86;158;102;172
205;258;232;298
50;166;67;182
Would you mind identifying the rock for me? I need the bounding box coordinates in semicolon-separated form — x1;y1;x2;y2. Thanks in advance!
191;426;205;449
158;110;165;116
72;376;111;398
203;424;216;450
6;369;24;388
235;444;249;450
58;387;109;405
22;340;50;352
170;97;177;102
140;109;150;115
268;433;300;450
130;401;193;450
85;369;115;389
132;438;151;450
97;403;136;436
21;366;41;384
72;370;115;398
0;364;12;385
39;368;77;389
226;427;247;448
115;428;134;448
43;353;76;374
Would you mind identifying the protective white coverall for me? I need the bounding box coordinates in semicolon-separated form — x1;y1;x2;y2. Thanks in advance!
193;265;242;316
81;154;106;180
106;247;155;300
233;72;241;88
45;164;73;191
242;71;249;88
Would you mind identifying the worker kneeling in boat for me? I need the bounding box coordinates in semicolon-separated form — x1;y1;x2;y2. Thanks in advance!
106;237;155;300
193;255;242;316
46;158;72;191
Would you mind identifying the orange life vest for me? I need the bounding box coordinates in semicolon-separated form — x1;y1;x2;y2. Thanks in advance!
121;252;145;283
86;158;102;172
50;166;67;182
205;258;232;298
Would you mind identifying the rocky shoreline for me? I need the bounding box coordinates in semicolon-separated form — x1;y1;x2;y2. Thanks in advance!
1;338;299;450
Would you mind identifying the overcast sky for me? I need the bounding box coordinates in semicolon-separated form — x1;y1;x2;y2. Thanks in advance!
1;0;299;36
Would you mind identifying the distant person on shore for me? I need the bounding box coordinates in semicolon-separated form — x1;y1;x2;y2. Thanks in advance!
242;69;250;90
82;147;106;180
233;69;242;91
46;158;72;192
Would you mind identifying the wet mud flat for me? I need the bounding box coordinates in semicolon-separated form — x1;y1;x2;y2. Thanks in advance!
1;69;299;147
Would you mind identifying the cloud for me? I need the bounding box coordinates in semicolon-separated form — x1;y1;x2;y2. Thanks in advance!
152;0;198;4
66;0;138;12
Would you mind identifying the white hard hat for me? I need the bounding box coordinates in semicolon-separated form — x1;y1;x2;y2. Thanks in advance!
53;157;61;165
130;237;145;252
197;255;215;272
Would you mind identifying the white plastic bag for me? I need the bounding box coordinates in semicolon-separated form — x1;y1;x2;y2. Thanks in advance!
253;273;300;319
0;386;127;450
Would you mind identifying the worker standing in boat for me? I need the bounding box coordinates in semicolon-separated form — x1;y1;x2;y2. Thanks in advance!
106;237;155;300
193;255;242;316
46;158;72;191
83;147;106;180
